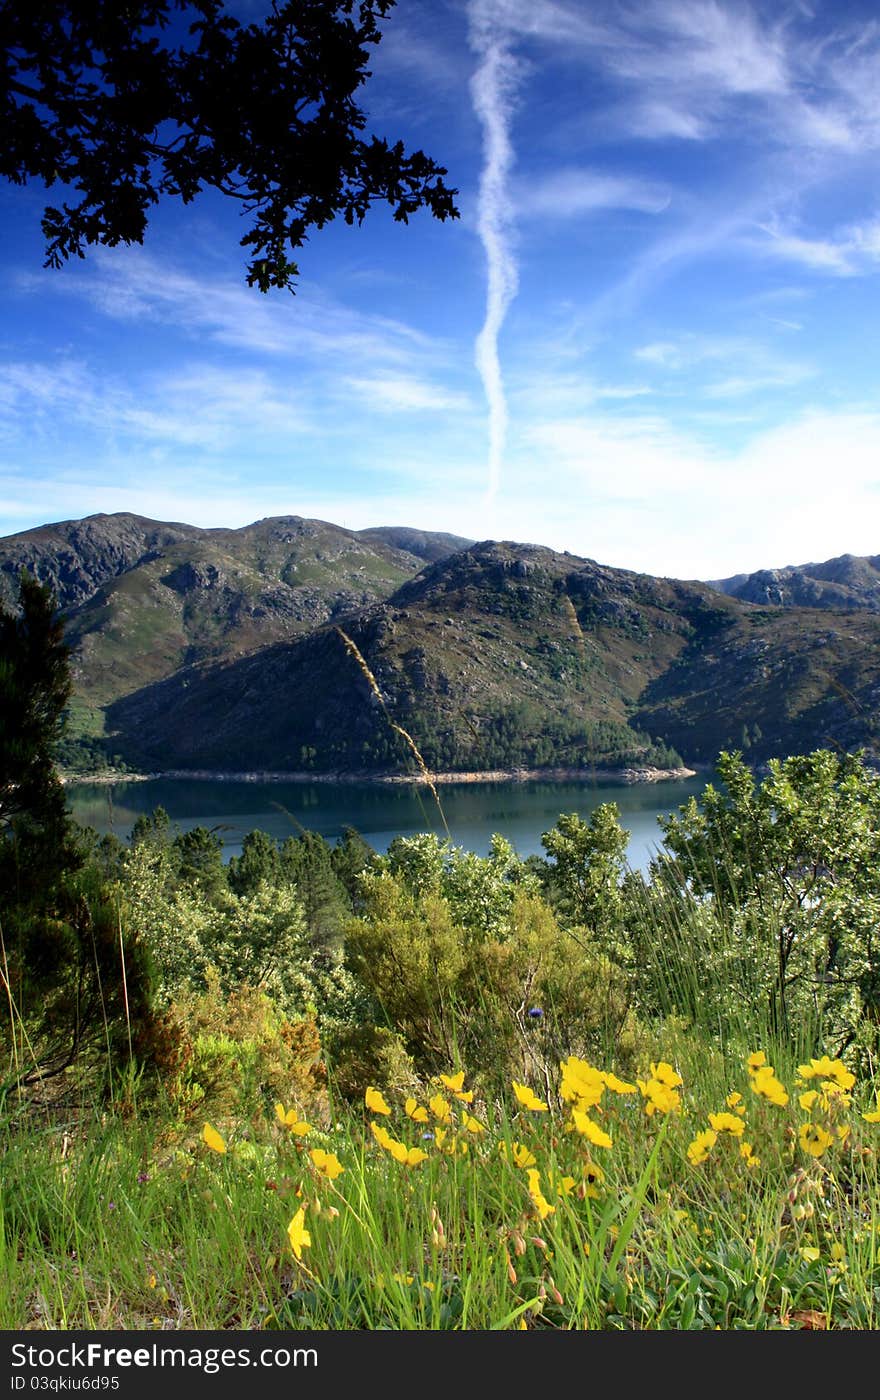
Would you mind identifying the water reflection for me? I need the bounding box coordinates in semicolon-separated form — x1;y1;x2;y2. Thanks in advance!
66;773;708;874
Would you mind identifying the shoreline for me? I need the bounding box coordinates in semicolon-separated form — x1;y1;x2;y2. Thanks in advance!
61;763;698;788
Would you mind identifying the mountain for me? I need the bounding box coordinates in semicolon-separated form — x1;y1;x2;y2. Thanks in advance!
3;515;878;775
0;514;469;752
710;553;880;612
104;539;880;775
356;526;474;563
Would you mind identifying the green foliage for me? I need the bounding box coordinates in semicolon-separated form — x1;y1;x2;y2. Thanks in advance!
227;828;282;896
539;804;630;959
279;830;351;950
639;749;880;1058
0;573;79;903
0;575;154;1092
2;861;153;1091
161;971;329;1127
344;836;638;1092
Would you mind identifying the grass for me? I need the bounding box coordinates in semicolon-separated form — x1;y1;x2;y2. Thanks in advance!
2;1042;879;1330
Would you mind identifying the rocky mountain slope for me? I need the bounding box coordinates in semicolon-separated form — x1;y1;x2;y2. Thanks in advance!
0;513;470;713
711;553;880;611
105;540;880;775
3;514;877;775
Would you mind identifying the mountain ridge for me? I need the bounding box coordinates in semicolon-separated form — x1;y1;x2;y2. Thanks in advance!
1;513;877;775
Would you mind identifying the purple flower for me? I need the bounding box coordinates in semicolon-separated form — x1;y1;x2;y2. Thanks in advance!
527;1007;544;1020
137;1172;150;1184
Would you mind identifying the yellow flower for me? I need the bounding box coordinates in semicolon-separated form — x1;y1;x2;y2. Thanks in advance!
862;1104;880;1123
512;1081;549;1112
740;1141;760;1166
388;1138;430;1167
309;1148;344;1180
405;1097;429;1123
799;1089;819;1111
747;1051;767;1071
686;1129;717;1165
498;1140;537;1168
370;1121;429;1166
798;1122;834;1158
582;1161;605;1198
429;1093;452;1123
274;1102;311;1135
708;1111;746;1137
602;1071;637;1095
525;1169;556;1220
202;1122;227;1155
749;1064;789;1106
559;1057;605;1108
461;1112;486;1135
434;1126;447;1149
439;1071;474;1103
799;1245;820;1263
650;1061;683;1089
637;1077;681;1116
365;1086;392;1116
287;1207;311;1261
555;1175;577;1197
797;1056;855;1091
569;1107;613;1148
370;1120;395;1152
725;1091;746;1116
818;1082;852;1110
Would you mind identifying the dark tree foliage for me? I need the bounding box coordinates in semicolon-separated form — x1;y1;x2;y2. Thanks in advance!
0;572;79;903
0;577;153;1089
1;0;460;290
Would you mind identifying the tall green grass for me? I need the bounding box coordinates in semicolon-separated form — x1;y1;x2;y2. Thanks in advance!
2;1033;880;1330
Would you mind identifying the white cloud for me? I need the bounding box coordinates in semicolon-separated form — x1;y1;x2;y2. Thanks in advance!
0;358;311;452
23;248;445;369
515;167;671;219
469;0;522;510
751;215;880;276
344;374;474;414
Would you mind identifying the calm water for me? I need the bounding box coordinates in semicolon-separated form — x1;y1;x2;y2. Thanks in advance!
66;773;707;873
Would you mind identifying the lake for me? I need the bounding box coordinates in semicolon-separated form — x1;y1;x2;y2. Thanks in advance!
65;772;708;873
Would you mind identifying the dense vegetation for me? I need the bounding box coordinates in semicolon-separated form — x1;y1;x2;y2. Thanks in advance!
4;573;880;1330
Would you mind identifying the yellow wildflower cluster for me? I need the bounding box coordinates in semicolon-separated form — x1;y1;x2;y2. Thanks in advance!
794;1056;857;1158
364;1075;481;1167
274;1102;311;1136
370;1121;430;1167
747;1052;789;1106
637;1062;683;1117
559;1055;636;1147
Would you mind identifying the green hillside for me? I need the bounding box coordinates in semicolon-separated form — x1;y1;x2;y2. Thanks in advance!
4;516;877;777
109;538;867;775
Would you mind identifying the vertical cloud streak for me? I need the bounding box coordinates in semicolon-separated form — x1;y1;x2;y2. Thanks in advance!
469;2;519;515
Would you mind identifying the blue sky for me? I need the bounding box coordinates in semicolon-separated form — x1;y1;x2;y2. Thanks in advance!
3;0;880;579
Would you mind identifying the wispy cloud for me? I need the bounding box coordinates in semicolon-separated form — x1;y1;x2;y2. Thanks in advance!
515;167;671;220
752;215;880;275
633;332;814;395
343;373;474;414
0;358;311;452
468;0;521;513
19;249;444;369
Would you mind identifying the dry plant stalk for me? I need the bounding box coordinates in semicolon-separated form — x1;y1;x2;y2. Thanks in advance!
334;627;450;837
